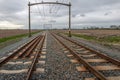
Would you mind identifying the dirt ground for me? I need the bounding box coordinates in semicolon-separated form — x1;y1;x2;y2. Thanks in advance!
61;30;120;37
0;29;39;38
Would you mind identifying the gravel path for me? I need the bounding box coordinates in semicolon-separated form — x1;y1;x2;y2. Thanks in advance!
43;32;82;80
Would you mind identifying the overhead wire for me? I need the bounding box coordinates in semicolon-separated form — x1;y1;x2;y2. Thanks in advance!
42;0;46;19
35;0;43;18
28;0;70;24
54;0;65;16
50;0;59;13
29;0;69;17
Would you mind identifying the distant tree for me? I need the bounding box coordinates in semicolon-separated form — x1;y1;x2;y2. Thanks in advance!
110;25;117;29
118;25;120;29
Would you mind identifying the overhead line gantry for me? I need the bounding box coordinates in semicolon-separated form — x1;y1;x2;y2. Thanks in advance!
28;1;72;37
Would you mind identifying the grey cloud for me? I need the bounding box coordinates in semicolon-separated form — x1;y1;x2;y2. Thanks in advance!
0;0;120;29
0;0;27;14
104;12;112;16
72;0;120;14
80;14;86;17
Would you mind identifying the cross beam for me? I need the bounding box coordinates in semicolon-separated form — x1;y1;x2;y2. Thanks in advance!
29;1;71;6
28;1;72;37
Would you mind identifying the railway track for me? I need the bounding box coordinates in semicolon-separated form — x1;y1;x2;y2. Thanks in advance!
26;34;45;80
0;33;46;80
51;32;120;80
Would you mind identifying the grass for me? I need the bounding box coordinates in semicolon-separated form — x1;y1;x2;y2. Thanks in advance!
0;31;41;44
71;33;96;40
99;36;120;43
65;33;96;40
65;33;120;43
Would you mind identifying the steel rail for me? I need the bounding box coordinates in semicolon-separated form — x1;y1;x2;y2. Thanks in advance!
58;34;120;66
26;35;45;80
51;33;107;80
16;36;41;58
24;36;42;57
0;35;40;67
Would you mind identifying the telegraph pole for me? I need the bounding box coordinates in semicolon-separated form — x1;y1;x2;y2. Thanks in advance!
28;2;31;37
68;2;71;37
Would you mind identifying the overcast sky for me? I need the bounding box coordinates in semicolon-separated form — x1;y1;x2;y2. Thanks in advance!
0;0;120;29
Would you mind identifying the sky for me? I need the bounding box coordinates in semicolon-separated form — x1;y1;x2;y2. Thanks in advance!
0;0;120;29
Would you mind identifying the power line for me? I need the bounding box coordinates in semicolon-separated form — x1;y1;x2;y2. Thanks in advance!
34;0;42;18
54;0;65;15
28;0;70;20
42;0;46;18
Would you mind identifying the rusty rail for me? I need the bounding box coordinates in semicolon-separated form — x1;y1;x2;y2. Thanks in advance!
26;34;45;80
51;33;107;80
16;36;42;58
0;35;41;67
24;36;42;57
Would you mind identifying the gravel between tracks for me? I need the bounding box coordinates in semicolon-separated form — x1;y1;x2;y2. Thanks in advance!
40;33;83;80
0;73;26;80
